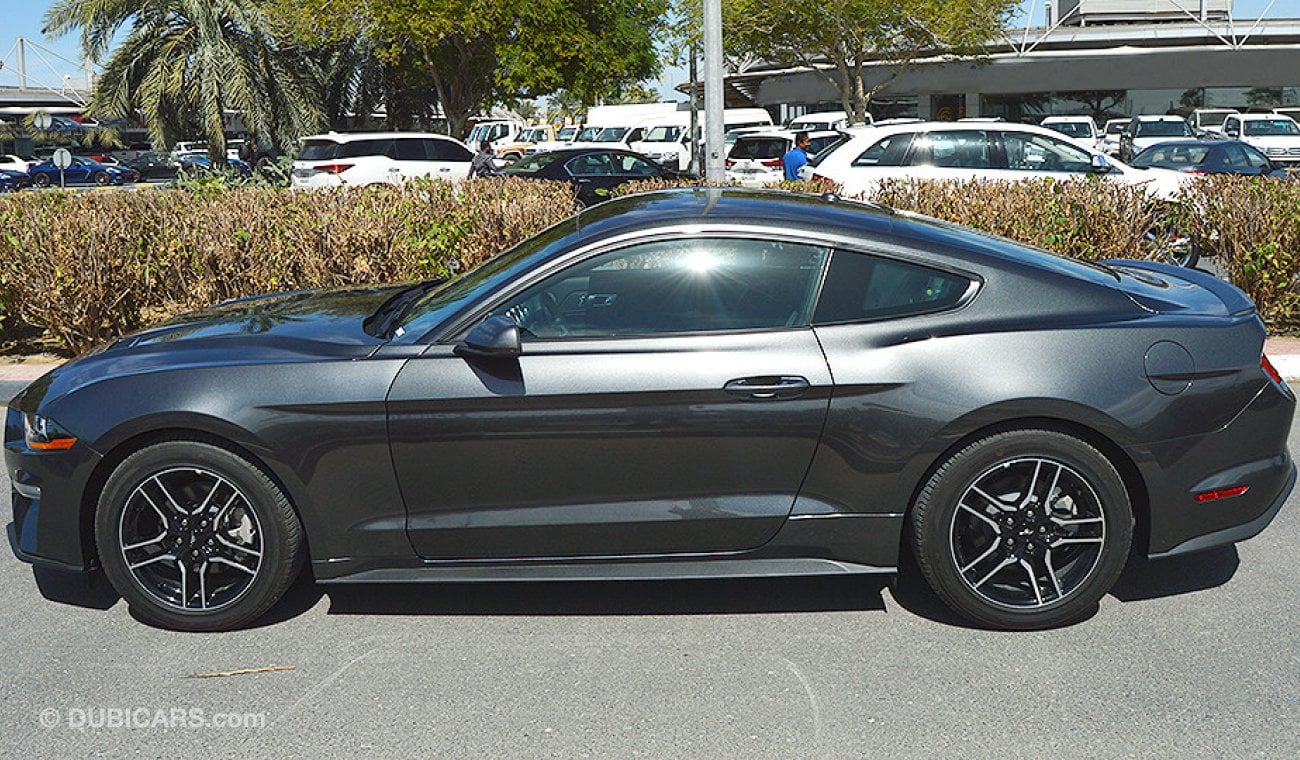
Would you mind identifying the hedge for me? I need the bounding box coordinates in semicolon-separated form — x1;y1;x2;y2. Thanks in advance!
1;175;1297;355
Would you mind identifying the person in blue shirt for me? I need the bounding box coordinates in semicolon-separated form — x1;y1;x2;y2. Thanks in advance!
782;132;812;181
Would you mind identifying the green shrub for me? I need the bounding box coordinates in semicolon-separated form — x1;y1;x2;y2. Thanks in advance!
2;175;1297;354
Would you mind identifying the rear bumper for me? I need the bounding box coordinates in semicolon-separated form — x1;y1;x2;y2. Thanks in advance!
1150;463;1294;559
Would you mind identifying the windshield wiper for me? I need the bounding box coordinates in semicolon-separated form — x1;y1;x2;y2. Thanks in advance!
363;278;447;338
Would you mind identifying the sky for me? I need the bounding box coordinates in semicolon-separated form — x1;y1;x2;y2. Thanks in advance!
0;1;1288;95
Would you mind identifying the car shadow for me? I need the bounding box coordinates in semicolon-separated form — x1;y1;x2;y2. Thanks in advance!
320;575;889;618
1109;545;1240;602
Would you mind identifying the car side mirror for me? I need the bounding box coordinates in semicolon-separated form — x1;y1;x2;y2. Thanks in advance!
1090;154;1112;174
455;315;521;359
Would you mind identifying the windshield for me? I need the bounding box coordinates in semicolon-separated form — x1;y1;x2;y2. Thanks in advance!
1136;121;1193;138
1245;118;1300;136
576;127;599;142
466;125;485;145
1105;121;1130;135
642;126;683;142
1045;122;1090;138
594;127;629;142
558;127;577;141
1196;111;1234;127
397;221;576;339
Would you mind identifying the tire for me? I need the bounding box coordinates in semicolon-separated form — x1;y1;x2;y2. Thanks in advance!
95;441;304;631
94;171;111;186
32;173;50;188
910;429;1132;630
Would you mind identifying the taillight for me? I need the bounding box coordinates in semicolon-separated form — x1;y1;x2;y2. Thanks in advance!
761;159;783;168
1183;168;1210;175
312;163;354;174
725;159;735;168
1262;353;1293;397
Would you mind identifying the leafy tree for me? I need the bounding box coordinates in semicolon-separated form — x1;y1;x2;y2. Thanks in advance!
44;0;326;164
721;0;1017;125
274;0;668;138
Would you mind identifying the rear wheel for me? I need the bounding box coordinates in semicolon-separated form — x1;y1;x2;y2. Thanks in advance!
1142;224;1199;268
95;441;303;631
31;173;50;187
910;429;1132;630
94;171;111;186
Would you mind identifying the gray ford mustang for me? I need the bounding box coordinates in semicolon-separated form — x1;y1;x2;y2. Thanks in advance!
5;189;1294;631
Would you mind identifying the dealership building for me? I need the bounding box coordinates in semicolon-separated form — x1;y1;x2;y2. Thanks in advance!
720;1;1300;124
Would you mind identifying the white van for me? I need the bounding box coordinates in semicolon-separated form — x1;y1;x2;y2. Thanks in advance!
629;108;774;171
787;110;869;132
465;119;526;153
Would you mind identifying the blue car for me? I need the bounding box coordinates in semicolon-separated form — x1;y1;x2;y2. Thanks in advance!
0;168;33;192
28;156;132;187
176;152;252;177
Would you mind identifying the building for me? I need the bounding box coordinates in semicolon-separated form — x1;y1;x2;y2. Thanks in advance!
715;1;1300;124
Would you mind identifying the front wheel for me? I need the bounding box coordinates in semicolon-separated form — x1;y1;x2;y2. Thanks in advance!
94;171;111;186
95;441;304;631
910;429;1132;630
31;173;50;187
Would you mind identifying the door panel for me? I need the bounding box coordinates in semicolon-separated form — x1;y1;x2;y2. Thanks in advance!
389;331;832;559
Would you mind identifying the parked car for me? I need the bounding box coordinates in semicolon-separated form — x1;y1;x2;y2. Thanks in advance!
0;154;34;173
7;189;1293;632
1189;107;1238;137
1129;140;1289;177
1098;118;1131;156
1040;116;1101;150
1119;116;1196;162
494;126;555;163
787;109;867;132
177;152;252;177
0;168;33;192
1221;113;1300;168
123;152;181;181
724;130;843;186
27;156;132;187
805;121;1187;202
500;147;676;206
169;141;208;160
291;132;473;188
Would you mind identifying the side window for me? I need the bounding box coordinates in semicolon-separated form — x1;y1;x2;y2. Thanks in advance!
427;139;472;162
917;130;992;170
393;139;429;161
1239;144;1273;170
813;250;971;324
613;154;659;176
565;153;614;177
852;133;914;167
346;139;394;159
490;238;830;339
1222;144;1248;168
1002;131;1092;173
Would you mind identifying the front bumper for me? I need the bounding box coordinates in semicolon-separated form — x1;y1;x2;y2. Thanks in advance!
5;407;103;572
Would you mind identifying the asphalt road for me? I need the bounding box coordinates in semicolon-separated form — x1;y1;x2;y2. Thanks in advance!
2;418;1299;758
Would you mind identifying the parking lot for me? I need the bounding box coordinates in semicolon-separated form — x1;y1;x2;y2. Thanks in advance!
2;410;1297;758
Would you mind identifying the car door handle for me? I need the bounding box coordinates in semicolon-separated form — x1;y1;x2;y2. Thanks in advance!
723;376;810;400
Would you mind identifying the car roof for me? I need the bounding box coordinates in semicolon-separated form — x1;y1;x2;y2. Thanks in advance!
300;132;462;143
1132;115;1187;122
832;120;1090;144
1041;116;1094;122
1235;112;1297;120
735;130;841;140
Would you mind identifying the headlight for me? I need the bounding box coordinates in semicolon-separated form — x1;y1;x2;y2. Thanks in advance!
24;414;77;451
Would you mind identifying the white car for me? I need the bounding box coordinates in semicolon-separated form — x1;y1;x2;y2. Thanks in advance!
1119;116;1195;162
291;132;473;189
1222;113;1300;168
724;130;843;187
804;121;1186;201
0;154;33;173
1040;116;1101;151
1190;108;1238;137
788;110;864;132
1098;118;1131;156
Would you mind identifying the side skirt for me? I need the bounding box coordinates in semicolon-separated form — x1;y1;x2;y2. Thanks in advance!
318;557;895;584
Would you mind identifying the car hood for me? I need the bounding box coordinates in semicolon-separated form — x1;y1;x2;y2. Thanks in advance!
9;285;402;412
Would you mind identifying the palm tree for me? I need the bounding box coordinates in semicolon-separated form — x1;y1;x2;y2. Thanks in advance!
43;0;325;164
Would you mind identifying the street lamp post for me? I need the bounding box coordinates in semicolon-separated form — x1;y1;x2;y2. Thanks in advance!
702;0;724;182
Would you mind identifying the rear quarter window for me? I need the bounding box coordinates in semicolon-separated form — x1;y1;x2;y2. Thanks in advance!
814;250;971;323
